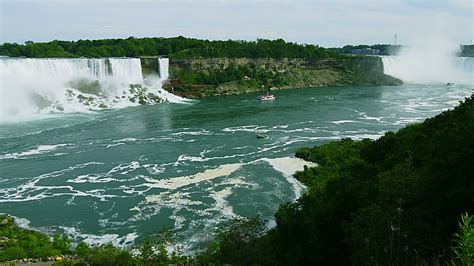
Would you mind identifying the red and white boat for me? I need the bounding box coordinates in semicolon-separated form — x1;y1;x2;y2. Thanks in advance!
256;92;276;101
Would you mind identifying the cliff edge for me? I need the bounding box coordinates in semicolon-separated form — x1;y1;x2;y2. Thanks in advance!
159;57;402;98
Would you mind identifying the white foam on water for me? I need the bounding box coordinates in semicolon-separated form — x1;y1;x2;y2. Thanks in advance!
222;125;268;133
142;164;166;175
131;190;204;223
259;157;317;177
170;209;187;230
145;191;193;204
108;161;141;175
143;163;242;189
0;144;67;160
265;219;277;229
394;117;425;125
344;133;384;140
331;120;357;124
231;145;252;150
171;129;212;136
218;174;258;189
0;161;123;203
259;157;317;199
9;215;32;229
67;173;119;184
208;187;235;217
174;152;245;165
109;156;317;252
105;143;125;149
360;113;384;122
60;226;139;247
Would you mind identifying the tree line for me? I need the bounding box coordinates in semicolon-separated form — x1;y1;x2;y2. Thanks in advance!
0;37;338;59
2;37;472;58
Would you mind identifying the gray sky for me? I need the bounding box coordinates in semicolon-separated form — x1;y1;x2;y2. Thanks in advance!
0;0;473;47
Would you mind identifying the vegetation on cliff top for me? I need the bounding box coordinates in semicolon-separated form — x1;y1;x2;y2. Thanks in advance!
0;36;338;59
2;37;471;59
167;58;401;98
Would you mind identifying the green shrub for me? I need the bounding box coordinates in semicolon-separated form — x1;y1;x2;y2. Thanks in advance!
453;213;474;265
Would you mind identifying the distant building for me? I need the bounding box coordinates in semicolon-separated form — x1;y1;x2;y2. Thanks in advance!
351;48;380;55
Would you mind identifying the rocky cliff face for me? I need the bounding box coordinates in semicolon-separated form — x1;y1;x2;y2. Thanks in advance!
167;57;384;72
159;57;401;98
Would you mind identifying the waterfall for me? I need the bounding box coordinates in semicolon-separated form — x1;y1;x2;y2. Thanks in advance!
381;56;474;85
109;58;143;84
0;57;185;122
158;58;169;80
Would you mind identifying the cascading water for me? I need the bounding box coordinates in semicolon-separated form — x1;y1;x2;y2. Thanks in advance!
380;39;474;85
0;57;186;122
382;56;474;85
109;58;143;85
158;57;169;80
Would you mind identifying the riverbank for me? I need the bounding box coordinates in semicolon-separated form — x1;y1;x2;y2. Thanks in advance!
161;57;402;98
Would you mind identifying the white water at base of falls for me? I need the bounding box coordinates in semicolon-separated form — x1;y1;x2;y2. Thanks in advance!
381;56;474;85
0;58;187;123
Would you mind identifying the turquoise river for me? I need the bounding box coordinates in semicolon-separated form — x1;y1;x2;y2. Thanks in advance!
1;84;473;250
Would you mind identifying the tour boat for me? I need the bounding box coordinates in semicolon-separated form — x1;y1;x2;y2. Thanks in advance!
256;92;276;101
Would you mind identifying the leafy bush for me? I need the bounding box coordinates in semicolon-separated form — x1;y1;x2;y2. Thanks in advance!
453;213;474;265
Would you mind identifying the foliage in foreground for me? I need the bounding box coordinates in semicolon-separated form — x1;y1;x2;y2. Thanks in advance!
197;95;474;265
452;213;474;265
0;216;71;261
0;217;187;265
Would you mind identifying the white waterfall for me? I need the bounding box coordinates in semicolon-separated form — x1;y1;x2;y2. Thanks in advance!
0;57;185;122
109;58;143;84
382;56;474;85
158;58;169;80
381;55;474;85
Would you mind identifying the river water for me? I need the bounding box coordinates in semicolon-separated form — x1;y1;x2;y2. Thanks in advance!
0;84;472;249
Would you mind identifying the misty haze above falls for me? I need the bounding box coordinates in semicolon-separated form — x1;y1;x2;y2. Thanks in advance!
379;38;474;85
0;57;184;122
382;56;473;85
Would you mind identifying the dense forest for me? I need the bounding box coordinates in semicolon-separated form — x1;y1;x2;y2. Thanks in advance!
0;37;337;59
1;37;472;59
1;96;473;265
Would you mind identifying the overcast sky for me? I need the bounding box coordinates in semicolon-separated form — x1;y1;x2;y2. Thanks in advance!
0;0;472;47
